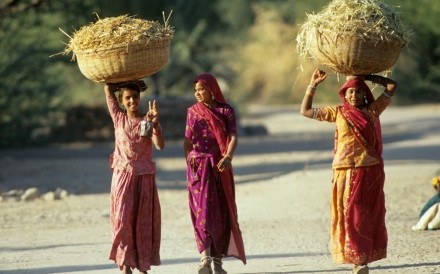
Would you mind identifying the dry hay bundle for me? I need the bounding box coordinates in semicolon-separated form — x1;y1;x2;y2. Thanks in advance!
296;0;411;75
62;14;174;83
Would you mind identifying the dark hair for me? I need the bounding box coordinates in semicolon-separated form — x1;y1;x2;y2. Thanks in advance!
117;84;141;104
119;83;141;93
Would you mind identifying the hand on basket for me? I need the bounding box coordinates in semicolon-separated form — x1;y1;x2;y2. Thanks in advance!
135;80;148;92
117;80;148;92
104;83;119;93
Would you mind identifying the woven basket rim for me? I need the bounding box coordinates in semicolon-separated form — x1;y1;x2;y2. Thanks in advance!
74;37;172;55
307;33;405;74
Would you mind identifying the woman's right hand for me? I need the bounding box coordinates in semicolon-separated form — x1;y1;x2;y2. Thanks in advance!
104;83;119;93
310;68;327;87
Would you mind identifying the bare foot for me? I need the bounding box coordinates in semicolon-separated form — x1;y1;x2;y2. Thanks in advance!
121;265;132;274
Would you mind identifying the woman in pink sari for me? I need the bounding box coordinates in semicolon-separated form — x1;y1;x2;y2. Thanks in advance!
104;81;165;274
300;69;397;274
183;73;246;274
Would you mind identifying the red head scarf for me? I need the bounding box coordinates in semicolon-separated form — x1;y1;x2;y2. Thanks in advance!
338;79;383;159
338;79;375;105
194;73;227;103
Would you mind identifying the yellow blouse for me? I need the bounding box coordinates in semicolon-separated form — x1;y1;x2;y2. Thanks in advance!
315;94;391;169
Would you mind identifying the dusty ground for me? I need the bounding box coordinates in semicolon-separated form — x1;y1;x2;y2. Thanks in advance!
1;104;439;274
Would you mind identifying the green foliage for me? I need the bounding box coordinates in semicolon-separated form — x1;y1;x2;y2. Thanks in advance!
386;0;440;103
0;11;63;147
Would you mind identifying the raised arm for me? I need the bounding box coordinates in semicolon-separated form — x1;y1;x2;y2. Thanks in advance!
364;74;398;97
104;83;119;98
300;68;327;118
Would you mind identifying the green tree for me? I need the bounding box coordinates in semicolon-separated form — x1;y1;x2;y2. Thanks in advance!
387;0;440;103
0;0;99;148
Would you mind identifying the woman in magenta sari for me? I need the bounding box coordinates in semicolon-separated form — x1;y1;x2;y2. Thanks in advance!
300;69;397;274
183;73;246;274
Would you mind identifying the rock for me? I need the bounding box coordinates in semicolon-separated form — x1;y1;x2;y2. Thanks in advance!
4;189;24;198
43;191;56;201
21;187;40;201
54;188;69;199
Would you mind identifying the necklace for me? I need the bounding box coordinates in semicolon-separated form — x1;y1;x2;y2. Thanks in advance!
204;100;216;109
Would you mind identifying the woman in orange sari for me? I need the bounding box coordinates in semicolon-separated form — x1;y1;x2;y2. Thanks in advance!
300;69;397;274
183;73;246;274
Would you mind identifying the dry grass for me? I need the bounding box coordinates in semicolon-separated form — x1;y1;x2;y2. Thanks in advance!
296;0;412;59
60;13;174;57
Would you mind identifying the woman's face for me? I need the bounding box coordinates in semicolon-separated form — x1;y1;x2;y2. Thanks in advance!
345;87;365;107
194;82;212;104
121;89;140;113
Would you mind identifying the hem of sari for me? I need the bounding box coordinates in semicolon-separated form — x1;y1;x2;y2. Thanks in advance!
109;251;161;272
332;249;387;265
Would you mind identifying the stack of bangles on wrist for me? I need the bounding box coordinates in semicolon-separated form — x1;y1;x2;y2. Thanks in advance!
306;85;316;96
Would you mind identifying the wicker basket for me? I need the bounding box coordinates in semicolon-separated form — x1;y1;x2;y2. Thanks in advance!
74;39;171;83
309;33;404;75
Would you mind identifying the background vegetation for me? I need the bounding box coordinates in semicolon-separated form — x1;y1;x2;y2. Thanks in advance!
1;0;439;148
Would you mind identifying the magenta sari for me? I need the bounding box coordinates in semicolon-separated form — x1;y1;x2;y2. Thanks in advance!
185;73;246;264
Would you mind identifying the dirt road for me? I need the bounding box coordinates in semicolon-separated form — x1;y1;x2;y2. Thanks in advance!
1;104;439;274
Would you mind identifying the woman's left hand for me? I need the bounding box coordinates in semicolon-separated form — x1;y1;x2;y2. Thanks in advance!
146;100;158;123
217;156;232;172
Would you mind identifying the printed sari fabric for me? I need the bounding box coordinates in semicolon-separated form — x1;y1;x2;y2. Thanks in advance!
109;171;161;271
314;79;391;265
185;78;246;264
106;94;161;272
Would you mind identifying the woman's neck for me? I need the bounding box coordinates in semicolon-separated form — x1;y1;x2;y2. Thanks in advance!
126;110;140;118
203;100;217;109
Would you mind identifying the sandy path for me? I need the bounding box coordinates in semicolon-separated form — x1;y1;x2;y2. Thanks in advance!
0;104;439;274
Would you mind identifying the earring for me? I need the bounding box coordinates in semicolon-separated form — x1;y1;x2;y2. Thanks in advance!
364;95;368;105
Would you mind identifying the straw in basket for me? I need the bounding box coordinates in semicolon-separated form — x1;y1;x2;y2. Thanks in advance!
296;0;411;75
59;13;174;83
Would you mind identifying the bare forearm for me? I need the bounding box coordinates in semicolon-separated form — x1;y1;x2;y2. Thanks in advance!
104;83;118;98
224;135;237;159
152;122;165;150
300;85;317;118
365;75;397;96
300;69;327;118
